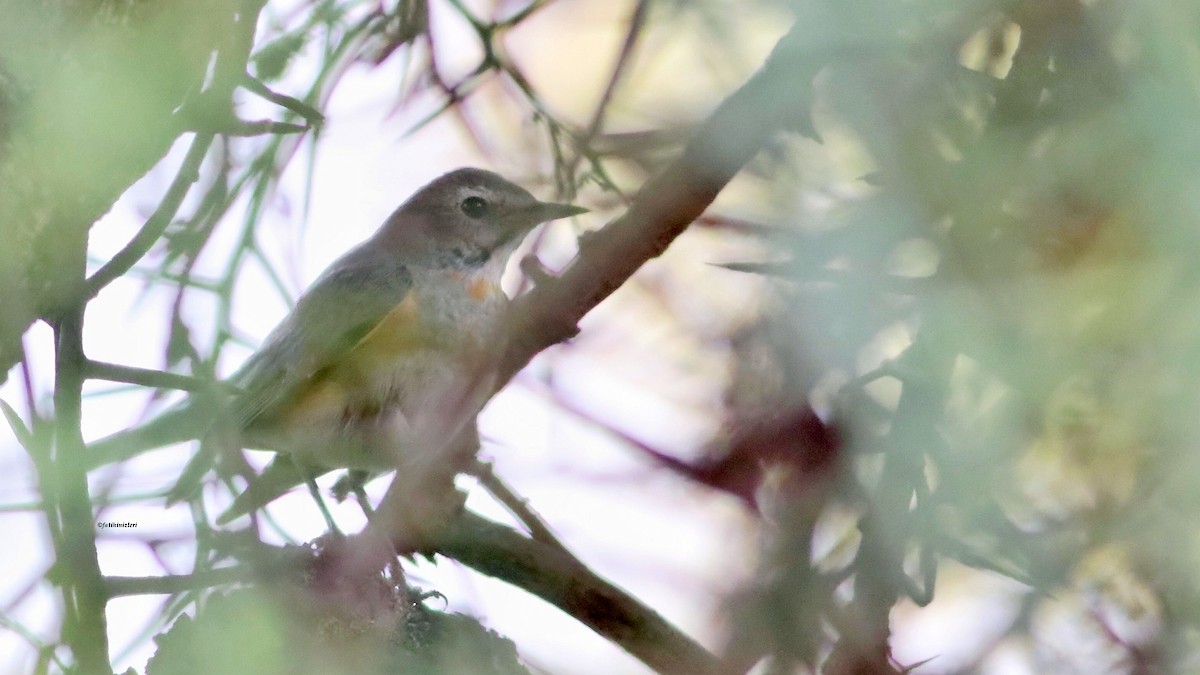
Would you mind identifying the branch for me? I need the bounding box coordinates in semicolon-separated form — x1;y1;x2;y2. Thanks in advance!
100;510;721;674
436;512;722;675
85;132;214;299
830;335;954;673
562;0;650;185
471;461;569;553
47;303;110;671
104;566;250;598
499;24;814;380
84;360;214;393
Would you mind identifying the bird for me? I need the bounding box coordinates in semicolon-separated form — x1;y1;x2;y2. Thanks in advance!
89;167;586;525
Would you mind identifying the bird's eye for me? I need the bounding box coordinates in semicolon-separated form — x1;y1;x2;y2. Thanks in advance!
460;196;489;219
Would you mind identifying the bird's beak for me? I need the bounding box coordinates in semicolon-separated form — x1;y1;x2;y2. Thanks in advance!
504;201;588;231
533;201;589;221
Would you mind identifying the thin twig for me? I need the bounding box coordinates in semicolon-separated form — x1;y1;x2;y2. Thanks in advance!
104;566;250;598
499;0;552;27
563;0;650;189
471;461;569;553
241;74;325;126
85;132;214;299
84;360;214;393
0;610;67;672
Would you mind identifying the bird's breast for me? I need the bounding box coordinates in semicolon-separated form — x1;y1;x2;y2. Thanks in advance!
265;266;511;459
408;266;510;340
327;268;509;408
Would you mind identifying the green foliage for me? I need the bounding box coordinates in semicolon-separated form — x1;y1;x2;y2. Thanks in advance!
715;0;1200;671
146;588;528;675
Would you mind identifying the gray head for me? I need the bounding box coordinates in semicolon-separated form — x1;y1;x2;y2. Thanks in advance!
373;168;586;268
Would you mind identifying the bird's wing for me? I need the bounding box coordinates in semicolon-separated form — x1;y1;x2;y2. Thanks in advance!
231;249;415;431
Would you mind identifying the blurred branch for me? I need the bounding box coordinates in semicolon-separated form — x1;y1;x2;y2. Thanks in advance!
831;338;953;673
201;118;310;136
0;399;33;451
46;300;110;670
562;0;650;192
0;610;66;672
104;566;250;598
498;0;553;27
241;74;325;127
0;0;269;384
83;360;214;393
85;132;215;299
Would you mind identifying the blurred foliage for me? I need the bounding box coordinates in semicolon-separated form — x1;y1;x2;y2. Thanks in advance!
145;569;528;675
713;0;1200;672
0;0;260;377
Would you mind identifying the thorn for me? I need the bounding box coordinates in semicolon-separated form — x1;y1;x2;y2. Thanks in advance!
519;255;555;286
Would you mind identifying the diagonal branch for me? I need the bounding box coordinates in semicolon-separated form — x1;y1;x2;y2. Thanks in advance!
499;24;815;381
438;512;721;675
85;132;214;299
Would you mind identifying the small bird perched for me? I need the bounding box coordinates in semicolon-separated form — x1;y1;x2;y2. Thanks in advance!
90;168;586;524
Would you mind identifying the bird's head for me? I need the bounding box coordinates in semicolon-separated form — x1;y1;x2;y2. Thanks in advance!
376;168;586;269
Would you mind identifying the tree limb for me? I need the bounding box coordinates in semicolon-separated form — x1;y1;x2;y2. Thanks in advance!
437;512;723;675
499;24;815;380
